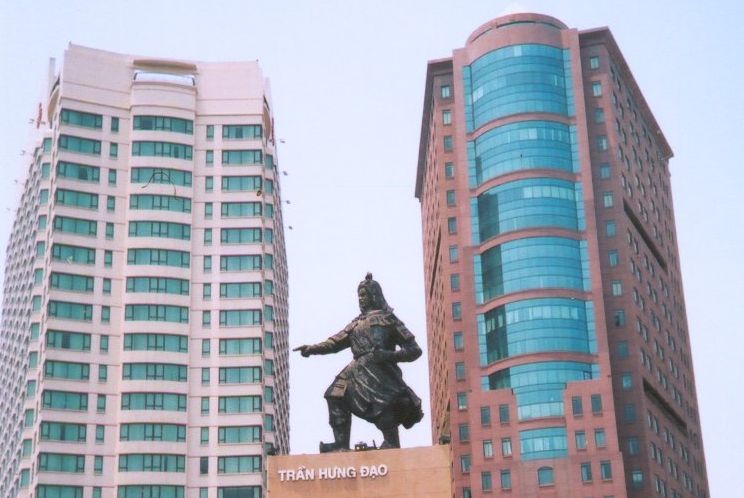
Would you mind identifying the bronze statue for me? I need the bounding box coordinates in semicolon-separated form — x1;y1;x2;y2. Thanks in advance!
294;273;424;452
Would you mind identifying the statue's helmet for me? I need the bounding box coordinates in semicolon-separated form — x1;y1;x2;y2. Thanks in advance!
357;272;392;312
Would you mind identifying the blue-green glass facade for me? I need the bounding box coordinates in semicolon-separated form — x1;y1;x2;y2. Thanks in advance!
481;361;600;421
467;121;577;187
463;44;574;131
471;178;585;243
473;236;590;303
476;298;596;366
519;427;568;460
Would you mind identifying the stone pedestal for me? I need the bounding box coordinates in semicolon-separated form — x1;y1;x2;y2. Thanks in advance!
267;445;451;498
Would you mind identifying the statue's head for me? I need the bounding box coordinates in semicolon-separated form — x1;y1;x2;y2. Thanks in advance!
357;273;391;313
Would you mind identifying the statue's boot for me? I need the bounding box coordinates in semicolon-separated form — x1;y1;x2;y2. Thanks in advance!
379;426;400;449
319;418;351;453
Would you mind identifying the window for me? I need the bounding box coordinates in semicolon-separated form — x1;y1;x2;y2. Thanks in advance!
623;403;636;423
600;163;610;179
206;150;214;165
61;108;103;128
105;223;114;239
611;280;623;296
627;437;640;455
200;457;209;475
108;169;117;185
101;306;110;323
107;196;115;211
94;455;103;474
130;194;192;213
500;470;511;490
630;470;643;488
445;162;454;178
450;274;460;291
124;334;187;352
480;406;491;425
131;167;191;186
571;396;583;416
501;438;512;456
201;427;209;444
110;142;118;158
217;455;262;474
220;338;262;355
206;176;214;192
125;304;189;323
613;309;625;327
204;256;212;271
96;425;105;443
481;471;492;491
538;467;554;486
219;395;262;414
440;85;451;98
455;362;465;380
206;125;214;139
594;108;604;123
603;191;614;207
592;81;602;97
118;454;185;472
219;367;261;384
581;462;593;482
134;116;193;134
104;250;113;267
38;452;86;473
606;220;616;236
595;429;606;448
600;461;612;480
223;124;262;139
482;439;493;458
589;56;600;69
202;368;210;385
123;363;187;382
111;117;119;132
204;228;212;244
132;141;193;159
442;110;452;125
621;373;632;390
458;423;469;442
222;150;263;165
120;394;186;412
597;135;608;150
449;245;458;262
446;190;456;206
128;221;190;240
452;302;461;320
608;250;619;267
98;364;108;381
591;394;603;414
457;392;467;410
443;135;453;152
460;455;471;473
55;189;99;209
205;202;213;218
499;404;509;423
57;161;100;182
453;332;464;351
97;395;106;413
575;431;587;450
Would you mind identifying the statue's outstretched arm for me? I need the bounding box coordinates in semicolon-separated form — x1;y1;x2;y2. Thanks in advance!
293;323;353;357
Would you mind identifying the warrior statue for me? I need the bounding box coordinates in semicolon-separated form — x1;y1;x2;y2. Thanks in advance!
294;273;424;452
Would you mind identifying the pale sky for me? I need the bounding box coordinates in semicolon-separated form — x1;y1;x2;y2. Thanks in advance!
1;0;741;495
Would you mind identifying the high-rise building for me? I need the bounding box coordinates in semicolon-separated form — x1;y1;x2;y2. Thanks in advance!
0;45;289;498
416;13;708;498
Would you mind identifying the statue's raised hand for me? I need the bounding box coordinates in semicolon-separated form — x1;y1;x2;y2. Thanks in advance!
293;345;313;357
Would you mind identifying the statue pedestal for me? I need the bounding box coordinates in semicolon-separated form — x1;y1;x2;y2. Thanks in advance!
267;445;451;497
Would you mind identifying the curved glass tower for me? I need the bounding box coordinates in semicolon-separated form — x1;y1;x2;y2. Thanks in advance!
417;13;708;498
